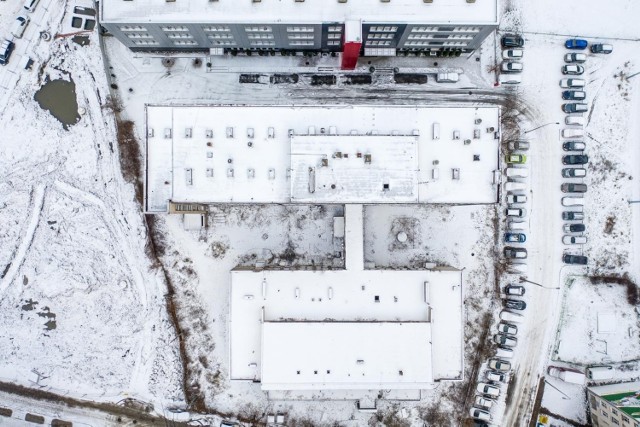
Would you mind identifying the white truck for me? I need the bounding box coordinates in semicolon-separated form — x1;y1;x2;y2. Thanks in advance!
547;366;586;384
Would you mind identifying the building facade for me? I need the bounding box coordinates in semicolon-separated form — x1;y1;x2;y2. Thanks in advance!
100;0;498;68
588;382;640;427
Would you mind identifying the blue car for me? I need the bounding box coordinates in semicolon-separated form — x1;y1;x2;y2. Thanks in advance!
505;233;526;243
565;39;588;50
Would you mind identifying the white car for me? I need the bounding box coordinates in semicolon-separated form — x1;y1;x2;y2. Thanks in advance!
565;116;585;126
499;74;522;85
562;196;584;207
502;49;524;60
500;310;524;324
563;235;588;245
477;383;500;397
475;396;494;409
497;322;518;335
11;15;30;39
565;53;587;63
508;220;526;231
562;128;584;138
560;78;586;88
23;0;40;12
496;346;514;359
507;193;527;204
501;61;523;73
506;167;529;179
505;181;527;192
470;407;492;421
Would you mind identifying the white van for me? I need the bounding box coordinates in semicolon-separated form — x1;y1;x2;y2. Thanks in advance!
500;310;524;324
505;181;527;192
436;72;459;83
506;167;529;178
562;128;584;138
587;366;614;381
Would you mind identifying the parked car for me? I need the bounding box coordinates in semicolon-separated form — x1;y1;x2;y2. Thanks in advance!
565;116;585;126
506;154;527;164
489;358;512;372
563;103;589;113
506;208;527;218
475;396;495;409
494;333;517;347
586;366;614;380
548;366;587;384
496;346;514;359
591;43;613;54
505;181;527;192
563;154;589;165
508;220;526;231
497;322;518;335
505;299;527;310
562;90;586;101
563;254;588;265
564;223;586;233
563;235;588;245
560;78;586;88
563;211;585;221
562;167;587;178
505;284;526;296
563;141;586;151
469;407;492;422
487;371;506;382
436;72;459;83
562;128;584;138
562;64;585;75
565;53;587;63
506;193;527;204
11;15;30;39
499;74;522;85
0;39;14;66
500;310;524;324
506;167;529;178
565;39;588;50
561;183;588;193
508;140;530;151
502;49;523;60
504;247;527;259
477;383;500;397
501;62;523;73
501;34;524;48
23;0;40;12
562;196;584;207
505;233;526;243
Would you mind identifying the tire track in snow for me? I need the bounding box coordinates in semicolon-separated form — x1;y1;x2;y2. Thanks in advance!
0;184;46;295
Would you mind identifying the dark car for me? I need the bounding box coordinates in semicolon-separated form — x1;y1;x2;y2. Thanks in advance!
591;43;613;54
561;183;588;193
564;223;586;233
502;34;524;48
562;90;586;101
505;233;526;243
563;211;585;221
505;299;527;310
0;39;14;65
563;103;589;113
563;254;588;265
563;141;586;151
562;167;586;178
565;39;588;50
563;155;589;165
504;247;527;259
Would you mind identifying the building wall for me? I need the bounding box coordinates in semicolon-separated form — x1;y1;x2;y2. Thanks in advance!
102;21;496;53
588;391;640;427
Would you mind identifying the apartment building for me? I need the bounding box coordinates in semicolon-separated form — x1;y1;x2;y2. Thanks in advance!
100;0;498;68
588;382;640;427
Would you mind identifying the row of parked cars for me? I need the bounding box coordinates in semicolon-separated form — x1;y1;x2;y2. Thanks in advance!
559;38;612;265
499;34;524;85
0;0;40;66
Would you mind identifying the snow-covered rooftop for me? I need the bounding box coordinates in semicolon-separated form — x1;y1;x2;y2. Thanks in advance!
145;105;500;211
229;204;463;390
102;0;498;25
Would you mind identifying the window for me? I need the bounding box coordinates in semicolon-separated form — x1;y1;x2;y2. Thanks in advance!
612;418;620;426
443;42;467;47
161;25;189;32
287;26;314;32
173;40;198;46
120;25;147;32
247;33;274;39
126;33;154;39
245;26;272;32
328;33;341;39
133;40;158;46
366;40;391;46
411;26;437;32
210;40;235;46
433;34;449;39
327;40;341;46
290;40;313;46
250;40;275;46
207;33;233;39
438;26;455;32
288;33;313;40
601;410;608;418
453;26;481;32
622;415;630;424
369;26;398;32
367;33;394;40
202;25;230;32
167;33;193;39
449;34;474;40
612;409;619;416
429;41;445;46
328;26;342;32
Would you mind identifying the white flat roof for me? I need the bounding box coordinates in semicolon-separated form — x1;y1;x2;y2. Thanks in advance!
145;105;500;211
260;322;433;391
103;0;498;25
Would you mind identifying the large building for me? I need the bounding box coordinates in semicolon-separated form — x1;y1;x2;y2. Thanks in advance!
588;382;640;427
100;0;498;68
144;104;501;212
